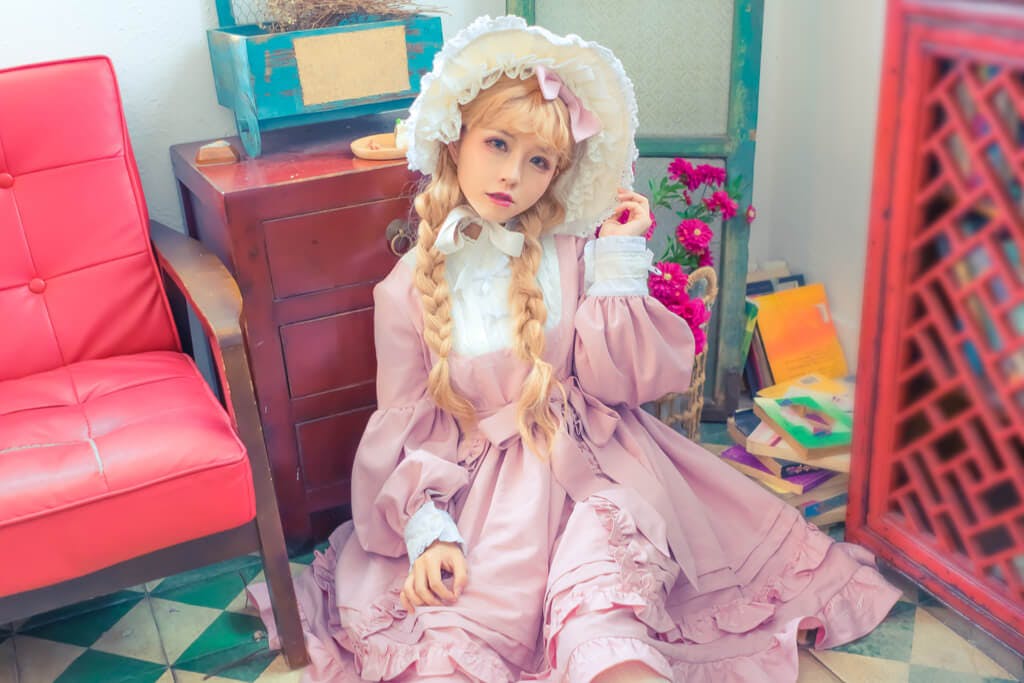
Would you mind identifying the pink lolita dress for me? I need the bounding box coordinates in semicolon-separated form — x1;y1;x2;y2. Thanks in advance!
250;207;901;682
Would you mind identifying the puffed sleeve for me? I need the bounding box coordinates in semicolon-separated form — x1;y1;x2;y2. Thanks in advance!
573;236;696;407
350;266;468;558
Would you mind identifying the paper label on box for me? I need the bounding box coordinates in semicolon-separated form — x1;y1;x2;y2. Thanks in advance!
294;25;411;106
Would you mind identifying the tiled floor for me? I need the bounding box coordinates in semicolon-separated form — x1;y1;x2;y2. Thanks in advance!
2;533;1020;683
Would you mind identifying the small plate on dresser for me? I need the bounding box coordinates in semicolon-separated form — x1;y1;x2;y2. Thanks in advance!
350;133;407;160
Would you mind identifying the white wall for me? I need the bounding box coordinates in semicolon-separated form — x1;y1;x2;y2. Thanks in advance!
0;0;504;229
750;0;887;371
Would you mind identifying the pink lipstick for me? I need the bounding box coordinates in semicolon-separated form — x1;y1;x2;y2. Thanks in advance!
487;192;513;207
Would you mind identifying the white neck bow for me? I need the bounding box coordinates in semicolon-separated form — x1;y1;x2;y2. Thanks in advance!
435;205;525;258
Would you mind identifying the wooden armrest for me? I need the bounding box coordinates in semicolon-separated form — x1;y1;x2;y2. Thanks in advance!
150;221;275;506
149;219;243;348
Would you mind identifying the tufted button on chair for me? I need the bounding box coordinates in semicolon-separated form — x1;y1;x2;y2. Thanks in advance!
0;56;308;668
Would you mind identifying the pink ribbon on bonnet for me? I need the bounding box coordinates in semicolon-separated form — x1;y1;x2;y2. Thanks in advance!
535;66;602;142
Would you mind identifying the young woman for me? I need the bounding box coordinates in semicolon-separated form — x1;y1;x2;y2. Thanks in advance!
251;15;900;682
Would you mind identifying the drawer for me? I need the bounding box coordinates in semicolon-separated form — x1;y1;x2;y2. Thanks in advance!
281;307;377;399
296;406;375;492
264;196;411;299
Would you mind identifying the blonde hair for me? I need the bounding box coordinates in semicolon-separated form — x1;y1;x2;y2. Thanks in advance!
412;75;574;457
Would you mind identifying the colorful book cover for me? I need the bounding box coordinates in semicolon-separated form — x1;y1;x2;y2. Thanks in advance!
746;421;799;462
746;325;774;391
742;272;806;393
746;273;806;298
740;298;759;363
807;504;847;528
757;373;854;407
724;409;765;450
753;393;854;457
788;474;849;509
751;455;824;480
752;284;848;384
719;445;836;495
730;408;760;438
801;491;849;518
749;419;851;473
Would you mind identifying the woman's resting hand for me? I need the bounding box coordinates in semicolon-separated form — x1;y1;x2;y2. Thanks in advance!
400;540;469;612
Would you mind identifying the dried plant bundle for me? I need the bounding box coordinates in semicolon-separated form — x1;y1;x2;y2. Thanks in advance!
264;0;440;32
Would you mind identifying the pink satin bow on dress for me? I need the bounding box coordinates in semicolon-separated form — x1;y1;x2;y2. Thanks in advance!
535;66;602;143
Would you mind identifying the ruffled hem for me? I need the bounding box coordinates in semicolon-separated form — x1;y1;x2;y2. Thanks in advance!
674;519;836;645
814;564;903;649
666;617;805;683
346;636;513;683
526;636;674;683
336;596;515;681
250;537;515;683
541;498;900;683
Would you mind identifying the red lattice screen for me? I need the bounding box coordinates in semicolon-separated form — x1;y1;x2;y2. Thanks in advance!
850;1;1024;654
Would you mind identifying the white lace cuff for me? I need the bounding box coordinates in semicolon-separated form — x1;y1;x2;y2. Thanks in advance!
404;500;467;565
584;236;653;297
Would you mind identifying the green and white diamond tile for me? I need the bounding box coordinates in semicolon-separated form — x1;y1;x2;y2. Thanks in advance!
168;610;272;680
149;556;264;611
810;598;1018;683
19;590;144;645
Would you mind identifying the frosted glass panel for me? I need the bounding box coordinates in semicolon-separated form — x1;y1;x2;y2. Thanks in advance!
535;1;733;136
635;156;725;265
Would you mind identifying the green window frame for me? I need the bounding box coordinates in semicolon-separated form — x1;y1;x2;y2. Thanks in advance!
506;0;764;418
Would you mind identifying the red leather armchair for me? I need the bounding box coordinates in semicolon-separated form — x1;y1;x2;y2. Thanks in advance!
0;57;308;668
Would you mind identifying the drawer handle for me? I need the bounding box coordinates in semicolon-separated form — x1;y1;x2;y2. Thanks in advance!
386;218;416;257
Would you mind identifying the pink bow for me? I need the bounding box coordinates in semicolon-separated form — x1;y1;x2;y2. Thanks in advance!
535;66;602;143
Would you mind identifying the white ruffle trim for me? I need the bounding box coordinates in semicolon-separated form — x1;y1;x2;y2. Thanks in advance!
584;236;653;297
403;15;640;237
404;500;467;565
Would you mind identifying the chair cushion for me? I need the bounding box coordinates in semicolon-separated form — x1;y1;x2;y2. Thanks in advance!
0;56;179;383
0;350;255;597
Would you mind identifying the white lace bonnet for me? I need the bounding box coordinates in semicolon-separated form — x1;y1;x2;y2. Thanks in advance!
401;15;639;237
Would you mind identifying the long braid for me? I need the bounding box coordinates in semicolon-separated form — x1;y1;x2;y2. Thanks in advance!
509;203;565;457
413;157;477;426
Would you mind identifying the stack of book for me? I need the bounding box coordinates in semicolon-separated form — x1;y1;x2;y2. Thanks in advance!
722;374;854;528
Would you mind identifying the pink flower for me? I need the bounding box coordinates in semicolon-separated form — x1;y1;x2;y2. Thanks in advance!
698;248;715;268
696;164;726;187
746;204;757;223
676;219;712;252
649;262;687;303
645;211;657;240
703;190;738;220
667;158;701;191
692;327;707;354
681;298;710;326
682;191;692;206
667;158;693;182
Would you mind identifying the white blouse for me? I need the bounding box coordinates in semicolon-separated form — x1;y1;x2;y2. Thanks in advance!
401;207;653;358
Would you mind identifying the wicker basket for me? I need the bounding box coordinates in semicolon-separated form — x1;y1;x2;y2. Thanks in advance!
651;266;719;441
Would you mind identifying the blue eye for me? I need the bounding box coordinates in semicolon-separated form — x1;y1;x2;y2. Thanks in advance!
531;156;551;171
486;137;508;151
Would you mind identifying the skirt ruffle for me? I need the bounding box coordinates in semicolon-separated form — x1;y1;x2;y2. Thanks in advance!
249;499;900;682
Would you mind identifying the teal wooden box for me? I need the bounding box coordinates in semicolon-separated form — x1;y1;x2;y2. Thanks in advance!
207;12;443;157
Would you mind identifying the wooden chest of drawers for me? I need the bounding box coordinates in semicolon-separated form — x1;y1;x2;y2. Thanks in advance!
171;115;417;549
